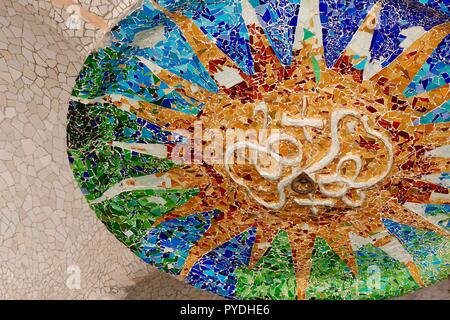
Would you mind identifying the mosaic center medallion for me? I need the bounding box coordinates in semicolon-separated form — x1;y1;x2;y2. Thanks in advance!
215;73;395;214
67;0;450;300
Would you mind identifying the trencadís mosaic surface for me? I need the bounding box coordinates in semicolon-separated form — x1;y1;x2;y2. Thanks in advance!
67;0;450;299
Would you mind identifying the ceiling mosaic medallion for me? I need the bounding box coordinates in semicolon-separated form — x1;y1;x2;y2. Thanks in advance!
67;0;450;300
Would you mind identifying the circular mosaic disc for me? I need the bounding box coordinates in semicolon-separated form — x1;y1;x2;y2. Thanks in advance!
68;0;450;299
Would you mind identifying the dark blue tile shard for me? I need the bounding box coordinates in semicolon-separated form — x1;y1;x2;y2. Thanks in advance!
186;227;256;298
249;0;301;66
370;0;448;68
138;210;220;274
415;0;450;16
319;0;377;68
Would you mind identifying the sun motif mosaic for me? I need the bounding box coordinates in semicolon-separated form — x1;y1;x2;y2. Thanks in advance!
67;0;450;299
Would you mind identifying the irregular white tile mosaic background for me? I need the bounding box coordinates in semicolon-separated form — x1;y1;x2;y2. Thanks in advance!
0;0;447;299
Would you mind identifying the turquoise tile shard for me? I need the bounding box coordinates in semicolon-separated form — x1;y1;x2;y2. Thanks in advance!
424;204;450;230
156;0;198;12
249;0;301;66
418;0;450;15
413;100;450;125
111;0;218;93
404;35;450;97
